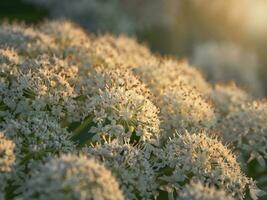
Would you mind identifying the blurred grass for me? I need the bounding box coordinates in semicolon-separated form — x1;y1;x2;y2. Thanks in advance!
0;0;47;23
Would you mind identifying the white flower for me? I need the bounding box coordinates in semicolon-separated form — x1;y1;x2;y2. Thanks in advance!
156;131;251;199
86;141;158;200
158;83;216;140
133;58;211;95
19;154;124;200
0;22;55;57
72;84;160;145
216;100;267;166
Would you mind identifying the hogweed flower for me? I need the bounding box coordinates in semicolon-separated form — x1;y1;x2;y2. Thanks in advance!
133;58;211;95
216;100;267;166
158;83;216;140
86;141;158;200
0;20;262;200
19;154;124;200
88;34;155;69
0;53;77;165
156;131;252;199
0;22;55;57
71;68;160;146
80;86;160;144
39;20;155;71
210;82;252;117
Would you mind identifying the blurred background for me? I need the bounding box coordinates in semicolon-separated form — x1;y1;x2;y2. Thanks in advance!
1;0;267;96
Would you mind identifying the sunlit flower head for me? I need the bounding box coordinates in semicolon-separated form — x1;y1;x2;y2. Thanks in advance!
156;131;251;199
0;22;55;57
211;82;252;116
75;83;160;145
133;58;211;95
87;141;158;200
216;100;267;166
158;83;216;139
19;154;124;200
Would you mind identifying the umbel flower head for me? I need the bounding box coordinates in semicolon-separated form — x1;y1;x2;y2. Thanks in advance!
38;20;94;70
86;141;158;200
133;58;211;95
179;181;234;200
210;82;252;117
0;22;55;57
156;131;251;199
87;34;155;70
80;85;160;144
0;54;77;161
19;154;124;200
70;68;160;146
216;100;267;166
39;20;155;71
40;20;91;48
158;83;216;140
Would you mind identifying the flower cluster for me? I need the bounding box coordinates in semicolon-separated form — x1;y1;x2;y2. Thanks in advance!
0;20;264;200
155;131;251;199
158;83;216;139
133;58;211;95
216;101;267;166
0;22;55;57
210;82;252;117
86;141;158;200
18;154;124;200
85;85;160;144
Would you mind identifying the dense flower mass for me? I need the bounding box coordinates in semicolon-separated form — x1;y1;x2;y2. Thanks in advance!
0;23;55;57
0;20;264;200
216;101;267;166
156;131;251;199
85;85;160;144
0;53;77;161
210;82;252;117
158;83;216;139
133;58;211;95
179;181;234;200
87;141;158;200
19;154;124;200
